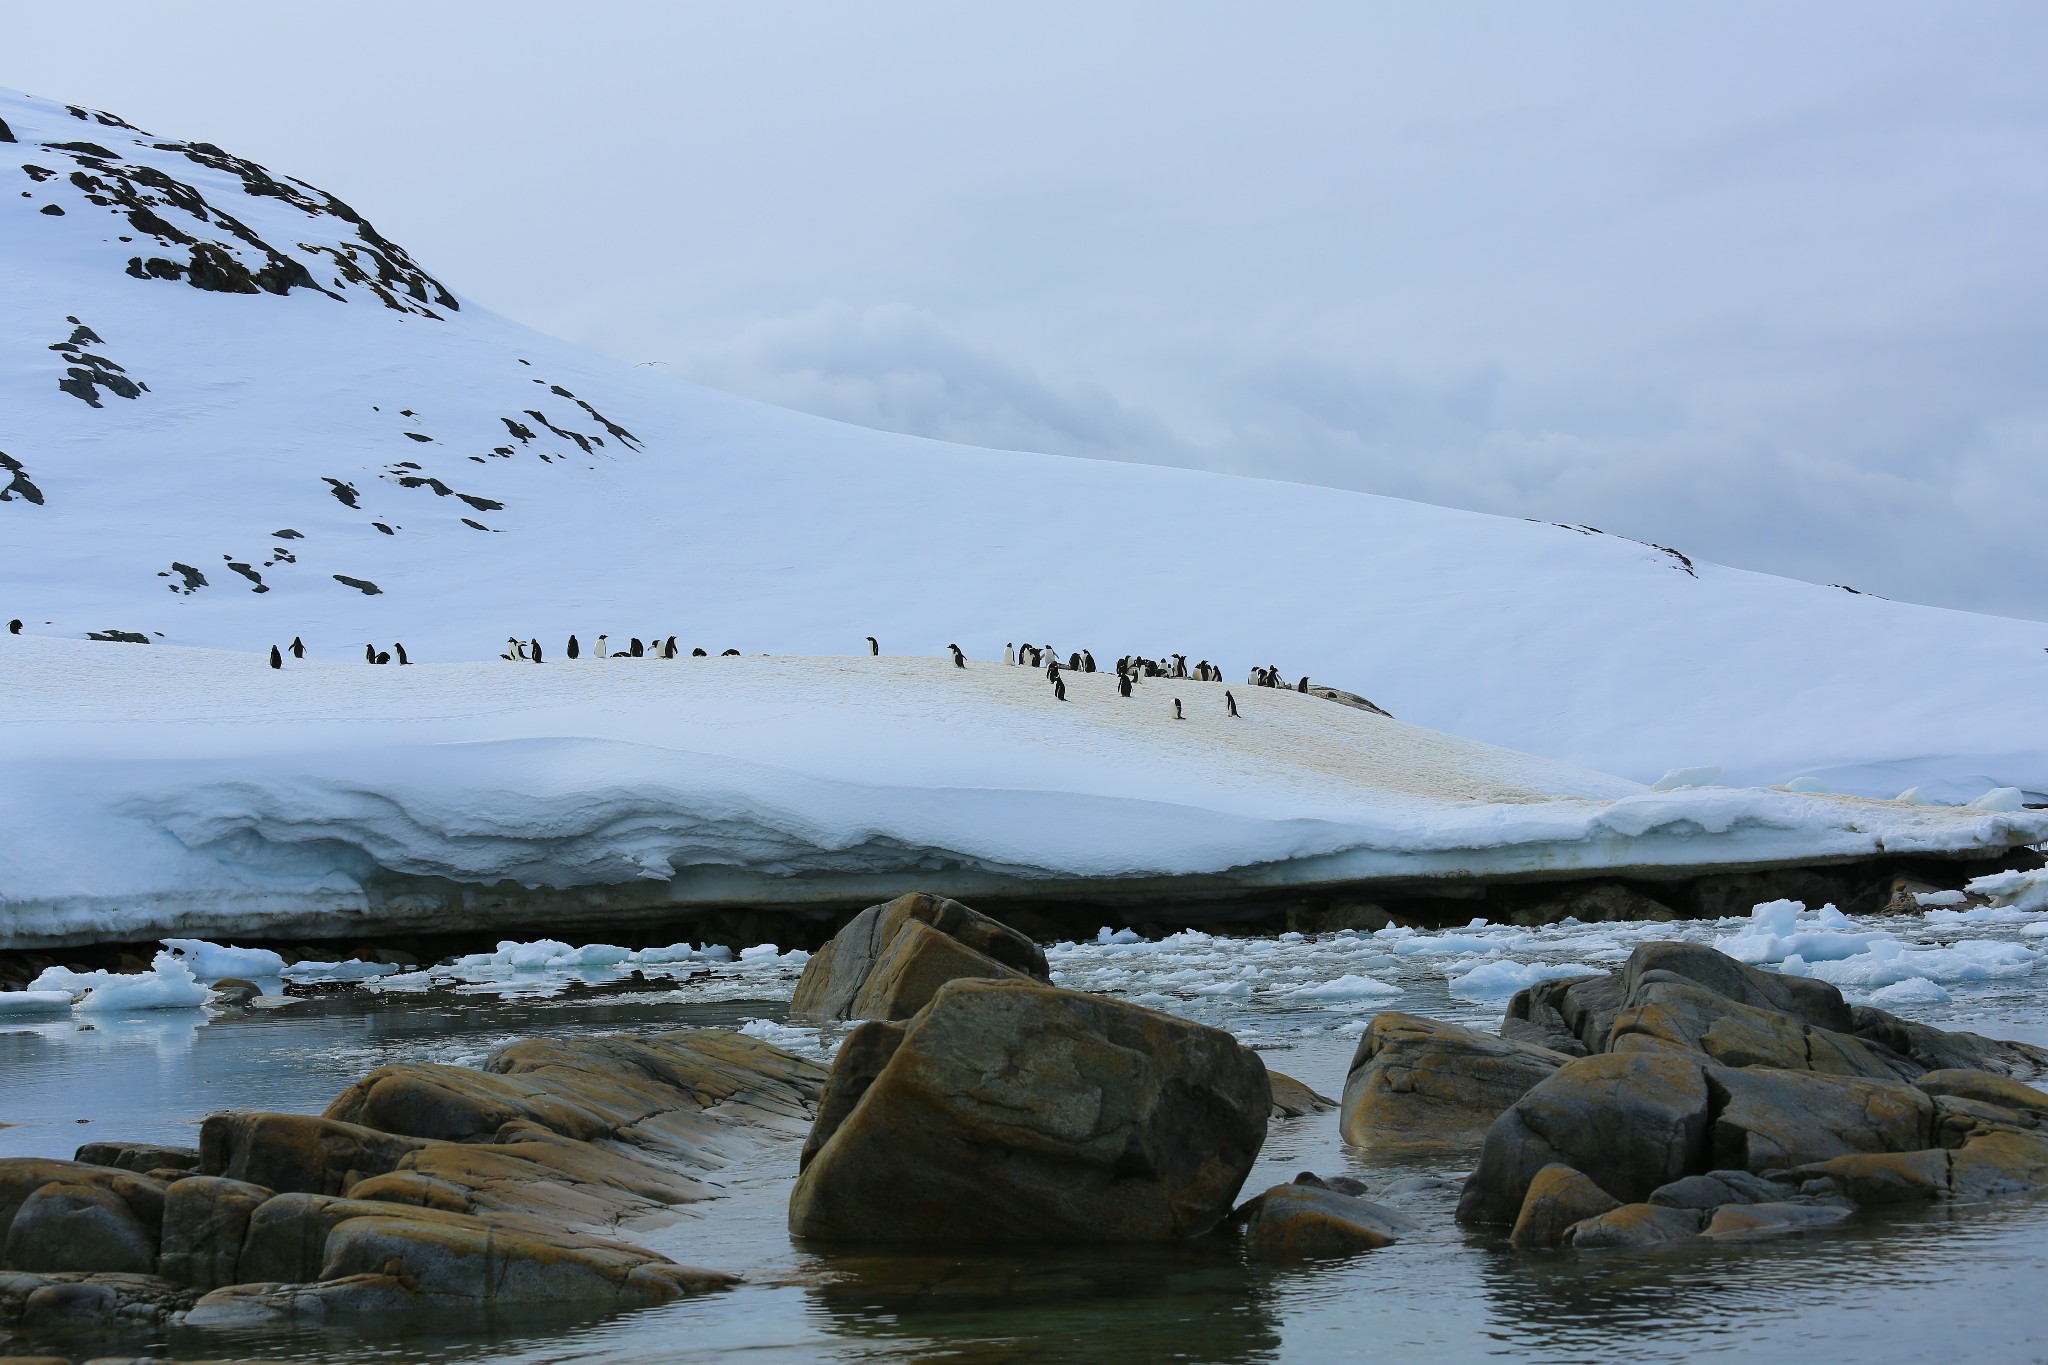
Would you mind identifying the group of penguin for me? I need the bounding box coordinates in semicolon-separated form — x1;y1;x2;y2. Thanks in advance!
502;635;746;662
946;639;1311;719
266;638;406;668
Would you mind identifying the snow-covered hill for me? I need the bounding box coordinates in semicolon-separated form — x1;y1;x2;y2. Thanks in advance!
3;84;2045;801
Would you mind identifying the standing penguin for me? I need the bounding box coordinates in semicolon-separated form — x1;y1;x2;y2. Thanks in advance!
367;643;380;664
396;642;411;665
629;637;644;658
1053;674;1067;702
594;634;609;660
6;620;20;635
1226;690;1239;717
1082;649;1096;673
269;645;282;670
289;636;304;659
1297;676;1309;693
1068;651;1081;671
519;640;532;664
1005;643;1016;666
866;636;879;656
1118;672;1133;699
665;636;678;659
567;634;580;661
1173;698;1184;720
947;643;966;669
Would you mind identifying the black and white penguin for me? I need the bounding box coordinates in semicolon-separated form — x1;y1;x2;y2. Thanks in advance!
1045;658;1061;683
1226;690;1239;717
368;643;381;664
866;636;879;656
269;645;282;669
722;648;740;656
692;647;708;657
374;650;391;665
594;634;609;660
396;642;411;665
1118;672;1133;699
1173;697;1184;720
1053;674;1067;702
1005;643;1016;666
6;620;19;635
630;637;645;658
1082;650;1096;673
948;643;966;668
1297;676;1309;693
665;636;678;659
567;634;580;660
1068;651;1081;671
289;636;304;659
513;640;527;664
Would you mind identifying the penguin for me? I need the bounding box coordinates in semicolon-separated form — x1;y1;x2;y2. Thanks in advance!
948;643;966;669
595;634;609;660
665;636;678;659
6;620;19;635
1173;697;1184;720
515;640;528;664
1068;651;1081;671
630;637;644;658
721;648;740;656
567;634;580;661
269;645;282;670
396;642;411;665
1298;676;1309;693
692;647;708;657
289;636;304;659
1171;654;1187;679
1082;650;1096;673
1053;674;1067;702
866;636;879;656
368;643;380;664
1226;690;1239;717
374;650;392;665
1045;658;1061;682
1118;672;1133;699
1005;643;1016;666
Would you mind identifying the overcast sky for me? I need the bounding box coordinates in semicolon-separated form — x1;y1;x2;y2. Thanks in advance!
13;2;2047;619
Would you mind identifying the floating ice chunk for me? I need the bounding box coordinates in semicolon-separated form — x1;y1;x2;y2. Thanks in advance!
1783;777;1830;794
1718;900;1882;965
1913;890;1968;909
1868;978;1952;1007
1922;905;2028;925
1281;974;1401;1001
160;939;288;980
1446;959;1599;1000
1394;931;1526;957
633;944;710;965
1967;787;2025;813
737;1017;827;1056
54;953;213;1012
1096;927;1142;945
281;959;399;981
0;991;74;1015
1787;937;2039;990
1650;766;1720;791
1967;868;2048;913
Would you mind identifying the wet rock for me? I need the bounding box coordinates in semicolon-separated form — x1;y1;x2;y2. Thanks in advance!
789;893;1049;1022
1849;1006;2048;1081
1611;978;1898;1081
2;1183;155;1274
1509;1164;1620;1250
184;1271;425;1327
199;1111;428;1196
790;979;1269;1243
1931;1094;2040;1147
1789;1149;1953;1205
0;1161;167;1254
1622;941;1853;1035
0;1270;197;1333
157;1176;270;1288
1341;1013;1571;1155
320;1215;734;1305
1700;1199;1852;1240
1239;1183;1416;1261
1504;972;1626;1055
1707;1066;1933;1172
20;1280;118;1331
1566;1202;1706;1249
72;1142;198;1176
1457;1052;1711;1226
1913;1069;2048;1116
211;978;259;1007
1948;1129;2048;1201
1648;1170;1795;1209
1267;1070;1336;1119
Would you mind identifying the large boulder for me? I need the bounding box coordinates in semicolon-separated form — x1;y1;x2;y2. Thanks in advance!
1706;1066;1933;1172
789;893;1050;1022
1;1183;156;1274
1457;1051;1712;1225
1341;1013;1571;1154
1611;978;1898;1081
789;979;1270;1242
1621;941;1853;1035
1849;1007;2048;1081
1509;1164;1620;1250
157;1176;271;1288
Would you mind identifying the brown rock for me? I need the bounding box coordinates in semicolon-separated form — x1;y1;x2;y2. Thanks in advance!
1849;1006;2048;1080
789;979;1269;1242
789;893;1049;1022
1700;1200;1852;1240
1914;1069;2048;1115
1341;1013;1570;1155
199;1112;428;1196
1509;1164;1620;1250
1611;978;1897;1081
71;1142;198;1176
1;1183;155;1274
184;1272;426;1327
1268;1070;1336;1120
1566;1202;1705;1249
1240;1183;1416;1260
1707;1067;1933;1172
1787;1149;1952;1205
320;1216;734;1304
1647;1169;1794;1209
157;1176;271;1288
1948;1128;2048;1201
1621;942;1853;1034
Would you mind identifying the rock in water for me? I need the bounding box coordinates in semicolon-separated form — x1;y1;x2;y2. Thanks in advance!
1509;1163;1621;1250
1239;1182;1417;1260
1341;1012;1571;1154
789;979;1269;1242
789;892;1050;1022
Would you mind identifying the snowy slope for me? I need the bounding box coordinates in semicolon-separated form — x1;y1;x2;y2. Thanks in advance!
4;636;2042;948
3;84;2046;803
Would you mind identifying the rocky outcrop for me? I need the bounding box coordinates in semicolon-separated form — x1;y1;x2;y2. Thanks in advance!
790;978;1270;1242
1238;1180;1417;1260
1268;1070;1337;1119
789;892;1050;1022
0;1028;823;1337
1341;1013;1570;1154
1508;1164;1619;1250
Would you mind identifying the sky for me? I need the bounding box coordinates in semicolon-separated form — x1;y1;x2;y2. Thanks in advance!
11;2;2047;620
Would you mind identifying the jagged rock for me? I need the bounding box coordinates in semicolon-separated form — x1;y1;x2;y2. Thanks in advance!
1509;1164;1619;1250
1647;1170;1795;1209
1622;941;1853;1035
1914;1069;2048;1116
198;1112;427;1197
1611;977;1899;1081
157;1176;271;1288
1341;1013;1570;1154
1700;1200;1853;1240
789;979;1269;1242
1849;1006;2048;1081
789;893;1049;1022
1239;1183;1416;1260
1707;1066;1933;1172
1;1183;154;1274
1457;1052;1711;1225
1503;973;1624;1056
1268;1070;1336;1119
72;1142;198;1176
1566;1202;1705;1249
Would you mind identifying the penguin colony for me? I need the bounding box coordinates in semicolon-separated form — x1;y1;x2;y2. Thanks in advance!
4;623;1336;723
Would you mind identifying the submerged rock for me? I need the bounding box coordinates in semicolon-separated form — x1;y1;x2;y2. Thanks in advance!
789;892;1050;1022
790;978;1269;1242
1341;1013;1570;1154
1268;1070;1337;1119
1239;1182;1417;1260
